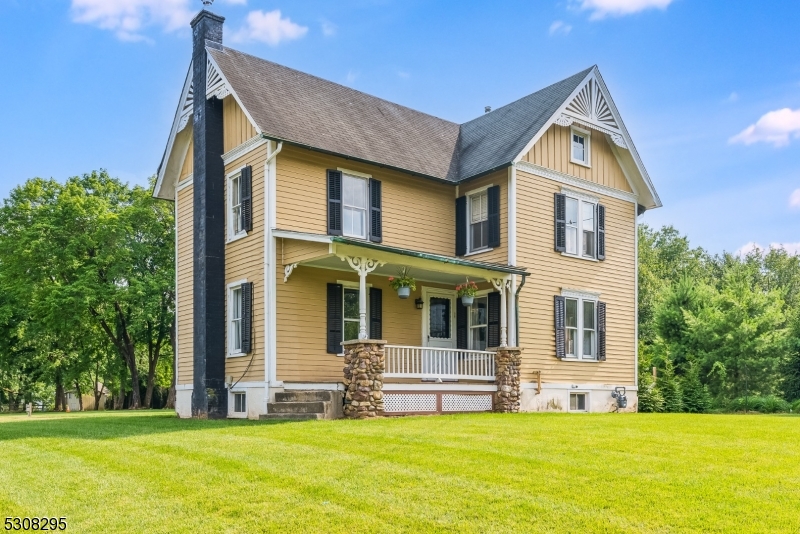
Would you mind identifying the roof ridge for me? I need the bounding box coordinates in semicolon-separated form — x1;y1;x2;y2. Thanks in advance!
219;46;459;128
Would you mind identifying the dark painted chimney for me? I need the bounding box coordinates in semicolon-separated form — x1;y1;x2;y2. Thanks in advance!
191;10;227;419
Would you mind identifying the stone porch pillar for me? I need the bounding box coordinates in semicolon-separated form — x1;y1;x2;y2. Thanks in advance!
493;347;522;413
342;339;386;418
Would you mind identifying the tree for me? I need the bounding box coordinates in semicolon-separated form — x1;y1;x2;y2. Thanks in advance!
681;361;710;413
0;172;174;409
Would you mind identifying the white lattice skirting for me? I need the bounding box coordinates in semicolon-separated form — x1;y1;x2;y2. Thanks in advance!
384;393;437;413
383;393;493;414
442;394;492;412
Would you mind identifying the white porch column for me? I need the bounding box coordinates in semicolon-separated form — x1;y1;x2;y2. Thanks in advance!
343;256;383;339
491;279;511;347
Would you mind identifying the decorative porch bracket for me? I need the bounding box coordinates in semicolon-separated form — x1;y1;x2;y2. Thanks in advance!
491;278;511;347
283;263;298;283
340;256;385;339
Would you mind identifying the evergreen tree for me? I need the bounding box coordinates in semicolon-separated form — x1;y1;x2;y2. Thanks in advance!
638;371;665;413
658;358;683;412
681;361;710;413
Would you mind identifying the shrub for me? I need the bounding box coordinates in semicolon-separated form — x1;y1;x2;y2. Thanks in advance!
728;396;790;413
658;359;683;413
792;399;800;413
638;372;665;413
681;362;710;413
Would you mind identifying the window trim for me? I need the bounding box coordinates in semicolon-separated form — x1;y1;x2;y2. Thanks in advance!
336;280;371;356
227;279;248;358
226;168;248;243
569;391;590;412
561;289;600;362
560;188;599;261
464;184;493;254
467;289;492;351
570;126;591;168
340;172;370;240
229;391;247;418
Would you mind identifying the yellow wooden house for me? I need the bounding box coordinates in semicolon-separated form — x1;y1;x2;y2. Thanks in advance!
153;10;661;419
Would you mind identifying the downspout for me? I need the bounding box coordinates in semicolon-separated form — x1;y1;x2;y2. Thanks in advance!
264;139;284;412
514;273;527;348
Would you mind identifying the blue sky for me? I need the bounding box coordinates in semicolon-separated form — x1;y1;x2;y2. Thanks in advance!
0;0;798;255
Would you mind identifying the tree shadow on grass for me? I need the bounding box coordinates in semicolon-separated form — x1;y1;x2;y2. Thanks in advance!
0;411;309;441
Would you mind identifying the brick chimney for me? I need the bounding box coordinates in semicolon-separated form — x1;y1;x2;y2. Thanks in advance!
190;10;227;419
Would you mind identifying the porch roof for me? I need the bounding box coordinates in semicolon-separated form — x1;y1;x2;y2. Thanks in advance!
274;229;527;284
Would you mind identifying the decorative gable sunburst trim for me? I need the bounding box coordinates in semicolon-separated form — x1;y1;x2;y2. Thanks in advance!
178;82;194;133
206;57;230;100
516;161;637;204
565;79;618;130
554;114;627;149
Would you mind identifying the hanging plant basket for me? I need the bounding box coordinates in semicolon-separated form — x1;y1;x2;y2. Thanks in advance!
461;295;474;306
456;279;478;307
388;267;416;299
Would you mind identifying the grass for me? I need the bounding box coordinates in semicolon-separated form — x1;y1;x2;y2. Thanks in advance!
1;411;799;533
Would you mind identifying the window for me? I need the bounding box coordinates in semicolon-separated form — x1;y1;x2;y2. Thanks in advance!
564;195;597;259
571;127;590;166
230;286;243;354
564;296;596;360
469;191;489;252
429;297;451;339
469;296;488;350
343;288;360;341
233;392;246;413
231;174;243;235
570;393;587;412
342;174;368;239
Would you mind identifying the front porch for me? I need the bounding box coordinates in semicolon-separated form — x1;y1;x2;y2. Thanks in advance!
275;229;530;418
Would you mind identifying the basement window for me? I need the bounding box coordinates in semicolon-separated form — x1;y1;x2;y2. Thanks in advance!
233;392;246;413
570;393;587;412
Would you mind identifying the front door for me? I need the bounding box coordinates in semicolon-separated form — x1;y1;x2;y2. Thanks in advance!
423;288;456;349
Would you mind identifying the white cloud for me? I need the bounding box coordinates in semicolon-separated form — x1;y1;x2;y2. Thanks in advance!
549;20;573;35
346;70;359;85
397;71;410;79
729;108;800;147
790;188;800;209
725;92;739;103
321;20;337;37
232;10;307;45
736;241;800;257
71;0;193;41
577;0;674;19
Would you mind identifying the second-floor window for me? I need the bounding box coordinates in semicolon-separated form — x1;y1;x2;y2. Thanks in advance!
571;126;590;166
228;165;252;241
565;197;596;259
342;174;368;239
469;191;489;252
231;175;243;234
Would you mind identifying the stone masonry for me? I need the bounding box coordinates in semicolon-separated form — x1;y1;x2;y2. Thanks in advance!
342;340;386;418
493;347;522;413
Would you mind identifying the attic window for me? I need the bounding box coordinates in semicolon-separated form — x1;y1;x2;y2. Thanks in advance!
571;126;591;167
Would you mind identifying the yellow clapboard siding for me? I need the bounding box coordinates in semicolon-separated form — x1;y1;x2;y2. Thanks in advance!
515;169;636;385
523;124;632;193
223;146;268;384
176;183;194;385
223;96;258;153
275;145;455;257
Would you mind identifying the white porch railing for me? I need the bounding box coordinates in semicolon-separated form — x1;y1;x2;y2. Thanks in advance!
384;345;496;381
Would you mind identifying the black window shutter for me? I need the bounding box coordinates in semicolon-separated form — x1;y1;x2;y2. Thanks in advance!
327;170;342;236
240;165;253;232
369;178;382;243
327;283;343;353
597;204;606;261
487;185;501;249
554;295;566;359
487;292;501;348
597;301;607;361
455;196;467;256
369;287;382;339
456;300;468;349
241;282;253;354
554;193;566;252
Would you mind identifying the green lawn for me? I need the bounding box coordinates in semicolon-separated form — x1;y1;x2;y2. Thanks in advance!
1;411;798;533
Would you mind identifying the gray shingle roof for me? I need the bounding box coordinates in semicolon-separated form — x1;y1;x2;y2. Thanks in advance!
209;46;591;182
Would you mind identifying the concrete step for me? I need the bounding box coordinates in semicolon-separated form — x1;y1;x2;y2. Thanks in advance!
267;401;327;414
259;413;323;421
275;390;338;403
